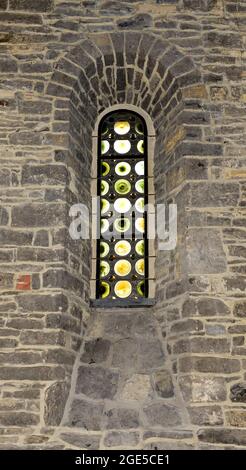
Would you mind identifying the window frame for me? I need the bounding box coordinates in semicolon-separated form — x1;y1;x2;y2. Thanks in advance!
90;106;156;308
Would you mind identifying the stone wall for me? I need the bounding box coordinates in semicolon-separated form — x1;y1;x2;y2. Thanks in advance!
0;0;246;449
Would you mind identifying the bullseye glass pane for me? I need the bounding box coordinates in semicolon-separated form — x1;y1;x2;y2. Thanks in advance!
96;110;148;302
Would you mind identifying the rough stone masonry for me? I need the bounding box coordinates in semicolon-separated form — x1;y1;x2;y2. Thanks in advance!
0;0;245;450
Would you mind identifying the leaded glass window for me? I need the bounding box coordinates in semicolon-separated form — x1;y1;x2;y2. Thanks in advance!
96;110;148;303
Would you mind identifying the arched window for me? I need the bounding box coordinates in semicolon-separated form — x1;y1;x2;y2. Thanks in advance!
94;109;150;305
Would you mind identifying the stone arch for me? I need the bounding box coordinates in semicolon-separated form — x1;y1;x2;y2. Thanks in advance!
46;31;203;306
43;32;209;442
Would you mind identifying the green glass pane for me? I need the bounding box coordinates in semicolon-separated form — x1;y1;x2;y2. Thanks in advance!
100;281;110;298
114;179;131;195
115;161;131;176
100;261;110;278
100;241;109;258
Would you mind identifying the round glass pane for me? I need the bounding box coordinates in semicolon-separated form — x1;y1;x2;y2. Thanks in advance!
114;121;130;135
114;140;131;154
135;179;144;193
100;281;110;298
102;161;110;176
101;140;110;155
137;280;145;297
114;218;131;233
135;197;144;213
100;261;110;278
100;241;109;258
114;259;131;277
135;161;144;176
101;123;109;136
114;280;132;298
115;161;131;176
101;198;110;214
114;179;131;195
115;240;131;256
101;219;109;233
101;180;109;196
114;198;131;213
136;240;144;256
137;140;144;154
135;122;144;135
135;217;145;233
135;259;144;276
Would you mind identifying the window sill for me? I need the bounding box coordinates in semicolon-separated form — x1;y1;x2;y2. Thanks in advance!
90;298;156;308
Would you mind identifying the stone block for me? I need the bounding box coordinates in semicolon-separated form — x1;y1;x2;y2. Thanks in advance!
17;293;68;312
104;431;139;447
171;318;203;334
80;338;110;364
233;302;246;318
198;428;246;446
44;381;70;426
179;357;240;374
0;0;7;9
226;410;246;427
197;298;230;316
21;165;68;186
67;399;104;430
0;229;33;246
143;402;182;427
20;330;65;347
190;183;239;207
188;405;223;426
111;338;138;368
76;366;119;399
230;383;246;403
174;337;230;354
9;0;53;11
105;407;140;429
185;228;227;274
138;338;165;370
205;32;242;49
117;14;152;30
179;376;227;403
0;273;14;289
12;203;67;227
225;277;246;293
0;366;65;381
60;432;101;449
0;351;42;365
0;412;39;426
19;100;52;115
182;0;217;10
0;58;17;73
0;338;18;348
120;374;151;401
33;230;49;247
153;369;174;398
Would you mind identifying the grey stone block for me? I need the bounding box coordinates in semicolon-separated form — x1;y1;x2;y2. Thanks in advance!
67;399;104;430
76;366;119;399
143;402;182;427
44;381;70;426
